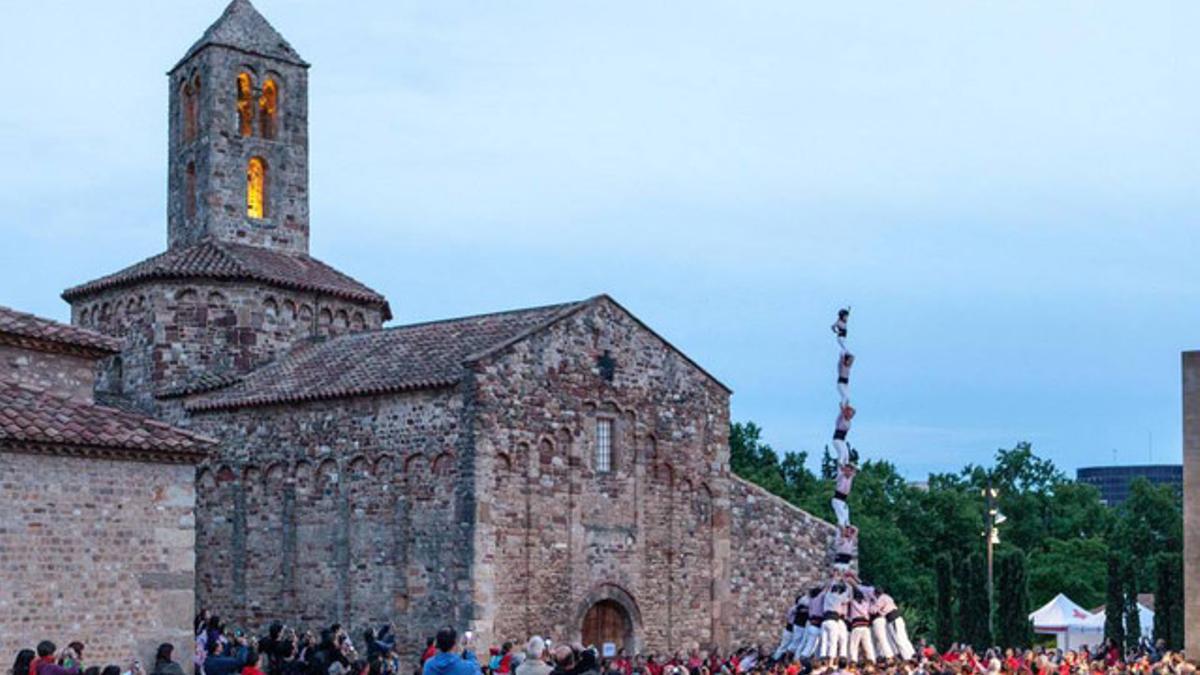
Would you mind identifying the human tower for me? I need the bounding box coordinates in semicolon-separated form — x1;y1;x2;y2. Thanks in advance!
771;309;916;664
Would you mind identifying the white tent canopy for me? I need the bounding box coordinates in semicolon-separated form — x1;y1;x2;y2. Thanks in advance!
1082;603;1155;642
1029;593;1102;651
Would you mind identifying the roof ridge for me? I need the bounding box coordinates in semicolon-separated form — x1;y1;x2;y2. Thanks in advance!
383;299;589;333
462;297;599;364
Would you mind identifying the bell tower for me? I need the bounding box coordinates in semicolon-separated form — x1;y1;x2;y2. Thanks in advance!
167;0;311;254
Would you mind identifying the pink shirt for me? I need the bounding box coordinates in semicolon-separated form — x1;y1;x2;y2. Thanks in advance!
836;533;857;556
848;599;871;622
809;592;826;620
873;593;898;616
835;468;856;495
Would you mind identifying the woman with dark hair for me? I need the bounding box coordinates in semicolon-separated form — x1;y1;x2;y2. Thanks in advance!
100;665;121;675
152;644;184;675
11;649;35;675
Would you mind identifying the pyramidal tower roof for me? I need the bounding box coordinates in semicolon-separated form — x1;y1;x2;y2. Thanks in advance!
173;0;308;71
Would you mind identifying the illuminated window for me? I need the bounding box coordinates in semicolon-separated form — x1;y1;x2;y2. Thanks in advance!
596;419;613;473
237;72;254;137
247;157;266;218
259;78;278;140
185;162;197;219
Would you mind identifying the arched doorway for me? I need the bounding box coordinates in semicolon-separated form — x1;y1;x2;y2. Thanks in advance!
581;599;633;651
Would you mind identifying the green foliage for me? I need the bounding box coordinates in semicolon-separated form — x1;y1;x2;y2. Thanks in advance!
957;552;991;649
1028;537;1108;610
1123;558;1141;651
1104;554;1126;648
935;554;954;651
1153;553;1183;649
727;422;1184;649
997;548;1033;648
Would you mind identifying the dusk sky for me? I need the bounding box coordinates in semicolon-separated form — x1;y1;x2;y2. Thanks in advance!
2;1;1196;478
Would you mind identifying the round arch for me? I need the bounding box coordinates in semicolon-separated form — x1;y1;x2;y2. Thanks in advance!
574;583;643;653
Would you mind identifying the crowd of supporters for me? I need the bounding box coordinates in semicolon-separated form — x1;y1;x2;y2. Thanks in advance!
10;611;1196;675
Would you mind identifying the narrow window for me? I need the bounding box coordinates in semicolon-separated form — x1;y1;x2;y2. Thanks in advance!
596;419;613;473
185;162;197;219
247;157;266;218
189;74;201;139
181;79;197;142
237;72;254;137
259;78;278;139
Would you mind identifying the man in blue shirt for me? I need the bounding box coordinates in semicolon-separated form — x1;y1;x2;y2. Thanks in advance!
423;626;481;675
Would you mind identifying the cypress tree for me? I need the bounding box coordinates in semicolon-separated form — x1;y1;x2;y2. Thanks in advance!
957;551;991;648
936;553;955;650
1154;553;1183;649
1105;553;1125;649
997;549;1032;648
1123;558;1141;652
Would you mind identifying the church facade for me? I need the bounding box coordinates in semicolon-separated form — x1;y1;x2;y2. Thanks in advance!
62;0;833;658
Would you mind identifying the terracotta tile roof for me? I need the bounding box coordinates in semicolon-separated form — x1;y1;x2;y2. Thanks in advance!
0;382;214;462
0;304;120;355
62;239;391;319
188;300;588;411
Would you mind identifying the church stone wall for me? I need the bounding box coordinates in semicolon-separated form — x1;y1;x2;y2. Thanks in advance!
0;344;98;403
467;298;734;653
71;281;383;416
0;451;196;667
727;477;835;649
184;388;473;660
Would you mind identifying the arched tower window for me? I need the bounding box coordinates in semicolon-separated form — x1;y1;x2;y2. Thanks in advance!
259;78;278;140
185;161;197;220
181;74;200;143
237;72;254;137
247;157;267;218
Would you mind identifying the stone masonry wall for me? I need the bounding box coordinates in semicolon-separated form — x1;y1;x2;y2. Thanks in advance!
183;388;472;662
71;281;383;416
0;451;196;666
1182;351;1200;657
468;298;735;653
727;476;835;649
0;344;98;403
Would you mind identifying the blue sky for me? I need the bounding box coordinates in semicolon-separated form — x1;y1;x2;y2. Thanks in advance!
1;1;1197;478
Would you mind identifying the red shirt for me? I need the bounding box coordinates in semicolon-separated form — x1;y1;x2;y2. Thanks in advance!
422;645;437;664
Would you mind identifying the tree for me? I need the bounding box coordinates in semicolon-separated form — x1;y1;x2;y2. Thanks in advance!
958;551;991;648
1104;553;1125;649
935;553;955;650
996;549;1032;648
1028;537;1108;610
1153;552;1183;649
1123;558;1141;652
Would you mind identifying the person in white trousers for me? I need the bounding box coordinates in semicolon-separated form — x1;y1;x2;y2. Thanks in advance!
820;583;850;660
847;589;876;664
799;588;826;659
832;405;855;466
831;462;858;529
865;587;895;660
773;595;803;660
834;525;858;573
874;588;914;660
837;351;855;404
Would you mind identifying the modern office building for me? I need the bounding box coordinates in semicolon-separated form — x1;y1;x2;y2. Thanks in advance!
1075;464;1182;505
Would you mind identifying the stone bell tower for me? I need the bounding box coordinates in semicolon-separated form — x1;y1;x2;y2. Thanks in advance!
167;0;311;254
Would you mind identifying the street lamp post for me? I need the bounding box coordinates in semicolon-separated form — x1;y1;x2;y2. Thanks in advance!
983;481;1003;641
